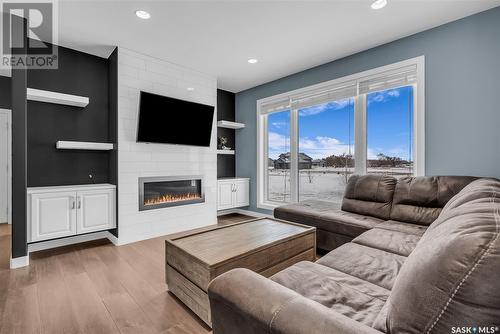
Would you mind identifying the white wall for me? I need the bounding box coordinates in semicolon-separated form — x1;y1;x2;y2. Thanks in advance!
117;48;217;244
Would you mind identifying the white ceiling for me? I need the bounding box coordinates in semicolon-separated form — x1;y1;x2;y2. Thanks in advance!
10;1;500;92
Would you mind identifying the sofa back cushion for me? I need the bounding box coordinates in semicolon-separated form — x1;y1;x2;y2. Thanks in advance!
341;175;397;220
386;178;500;334
389;176;476;225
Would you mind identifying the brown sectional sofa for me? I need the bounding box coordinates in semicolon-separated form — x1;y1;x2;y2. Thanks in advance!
274;174;477;251
208;175;500;333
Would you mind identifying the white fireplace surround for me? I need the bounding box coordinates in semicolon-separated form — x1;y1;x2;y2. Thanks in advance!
116;48;217;245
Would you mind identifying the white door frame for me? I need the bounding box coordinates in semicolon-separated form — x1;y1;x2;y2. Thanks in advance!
0;109;12;225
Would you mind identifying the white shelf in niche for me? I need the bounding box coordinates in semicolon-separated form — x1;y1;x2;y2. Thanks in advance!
56;141;114;151
217;149;235;155
27;88;89;107
217;120;245;129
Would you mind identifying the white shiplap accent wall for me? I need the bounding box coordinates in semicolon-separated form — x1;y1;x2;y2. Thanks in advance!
117;48;217;245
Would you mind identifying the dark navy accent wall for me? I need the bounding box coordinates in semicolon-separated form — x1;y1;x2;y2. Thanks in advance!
27;43;111;187
10;37;117;258
11;16;28;258
0;76;11;109
235;7;500;214
217;89;236;178
108;47;119;238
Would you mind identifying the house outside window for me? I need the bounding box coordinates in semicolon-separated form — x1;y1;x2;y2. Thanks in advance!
257;57;425;210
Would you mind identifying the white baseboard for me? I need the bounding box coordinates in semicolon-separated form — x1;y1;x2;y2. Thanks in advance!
234;208;274;218
28;231;112;253
105;231;122;246
217;209;238;216
10;255;29;269
217;208;273;219
236;209;273;218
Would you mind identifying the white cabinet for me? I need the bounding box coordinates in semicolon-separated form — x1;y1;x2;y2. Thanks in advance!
217;178;250;211
217;182;234;210
233;179;250;208
77;188;115;234
30;191;77;241
28;184;116;242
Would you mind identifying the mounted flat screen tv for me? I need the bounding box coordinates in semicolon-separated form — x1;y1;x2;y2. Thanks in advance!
137;91;215;147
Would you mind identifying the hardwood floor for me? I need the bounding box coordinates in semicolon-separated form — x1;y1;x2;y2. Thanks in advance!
0;214;256;334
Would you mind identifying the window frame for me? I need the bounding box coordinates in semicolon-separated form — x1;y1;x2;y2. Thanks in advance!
257;56;425;210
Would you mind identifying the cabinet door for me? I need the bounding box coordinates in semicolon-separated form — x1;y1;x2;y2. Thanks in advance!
30;191;77;242
77;188;116;234
217;181;234;210
234;179;250;208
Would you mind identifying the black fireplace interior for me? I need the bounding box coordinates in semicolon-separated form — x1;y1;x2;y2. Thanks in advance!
141;178;204;210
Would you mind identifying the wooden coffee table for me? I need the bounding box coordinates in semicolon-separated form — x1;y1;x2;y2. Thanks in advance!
165;217;316;326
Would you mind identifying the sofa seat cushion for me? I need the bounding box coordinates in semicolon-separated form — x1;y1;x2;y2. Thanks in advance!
275;200;383;238
316;210;384;237
352;228;421;257
270;261;389;327
317;243;406;290
376;220;427;236
273;199;339;226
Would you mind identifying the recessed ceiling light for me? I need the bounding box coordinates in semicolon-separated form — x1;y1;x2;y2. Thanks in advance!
371;0;387;10
187;87;194;91
135;10;151;19
247;58;258;64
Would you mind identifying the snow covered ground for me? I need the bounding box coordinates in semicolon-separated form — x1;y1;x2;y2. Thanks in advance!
268;167;412;203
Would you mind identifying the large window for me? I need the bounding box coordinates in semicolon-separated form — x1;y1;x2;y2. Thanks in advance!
298;98;354;201
267;110;291;202
367;86;414;178
257;57;424;209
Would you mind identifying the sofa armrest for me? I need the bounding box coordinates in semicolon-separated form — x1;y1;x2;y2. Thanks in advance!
208;268;382;334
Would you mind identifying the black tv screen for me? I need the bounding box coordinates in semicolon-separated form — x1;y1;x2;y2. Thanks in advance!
137;91;215;147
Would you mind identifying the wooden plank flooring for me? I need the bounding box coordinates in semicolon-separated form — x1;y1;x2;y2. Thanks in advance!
0;214;255;334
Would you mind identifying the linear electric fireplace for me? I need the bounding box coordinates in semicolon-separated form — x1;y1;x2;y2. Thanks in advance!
139;176;204;211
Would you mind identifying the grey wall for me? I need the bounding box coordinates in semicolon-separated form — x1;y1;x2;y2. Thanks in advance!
235;7;500;214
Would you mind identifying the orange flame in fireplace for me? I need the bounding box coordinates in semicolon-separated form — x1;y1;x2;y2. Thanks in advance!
144;193;201;206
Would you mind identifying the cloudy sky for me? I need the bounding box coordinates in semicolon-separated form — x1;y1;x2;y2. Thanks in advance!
268;86;413;161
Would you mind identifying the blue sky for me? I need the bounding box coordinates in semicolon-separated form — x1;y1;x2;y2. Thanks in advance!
268;86;413;160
